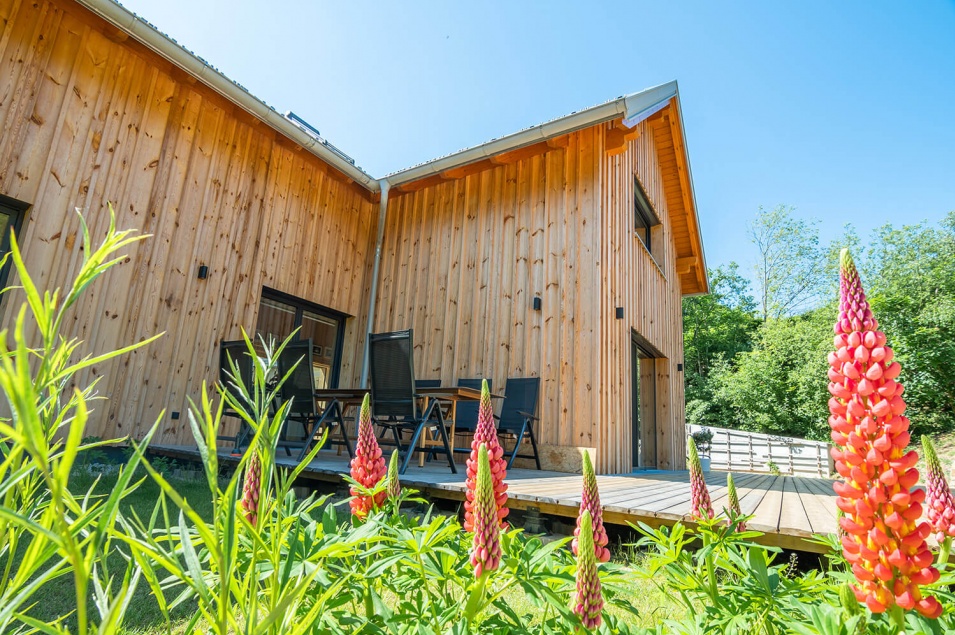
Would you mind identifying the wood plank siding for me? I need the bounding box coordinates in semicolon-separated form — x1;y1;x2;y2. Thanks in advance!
0;0;378;444
375;116;690;473
0;0;707;473
376;130;603;470
600;116;687;471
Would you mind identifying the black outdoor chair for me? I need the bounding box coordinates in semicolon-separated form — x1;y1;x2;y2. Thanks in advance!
496;377;542;470
218;340;256;455
452;378;489;455
276;339;353;460
368;329;456;474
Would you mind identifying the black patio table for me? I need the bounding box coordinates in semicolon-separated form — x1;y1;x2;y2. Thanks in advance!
295;388;370;461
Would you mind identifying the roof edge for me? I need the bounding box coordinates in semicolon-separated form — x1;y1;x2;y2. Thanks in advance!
669;96;710;295
75;0;380;192
386;81;680;186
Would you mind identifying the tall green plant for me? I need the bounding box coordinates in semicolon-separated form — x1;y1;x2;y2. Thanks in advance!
0;207;159;634
116;332;368;635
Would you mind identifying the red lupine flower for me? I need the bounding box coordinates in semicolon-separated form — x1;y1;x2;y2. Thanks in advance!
470;443;502;578
349;394;387;519
572;451;611;563
240;450;261;526
687;437;713;520
573;509;604;631
828;249;941;619
921;435;955;543
726;473;746;532
464;379;508;532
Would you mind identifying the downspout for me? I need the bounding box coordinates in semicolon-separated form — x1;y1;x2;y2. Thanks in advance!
359;179;390;387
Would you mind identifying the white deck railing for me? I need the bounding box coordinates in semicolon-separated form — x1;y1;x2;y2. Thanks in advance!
686;424;833;478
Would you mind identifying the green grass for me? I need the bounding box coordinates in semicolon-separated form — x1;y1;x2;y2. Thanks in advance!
14;468;680;634
21;469;215;634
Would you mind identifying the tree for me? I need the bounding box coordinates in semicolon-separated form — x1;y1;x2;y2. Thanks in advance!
861;211;955;436
709;307;834;439
682;264;759;429
750;205;828;321
685;209;955;441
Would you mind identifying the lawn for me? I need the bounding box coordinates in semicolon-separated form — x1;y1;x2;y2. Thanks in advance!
18;465;683;634
20;467;215;634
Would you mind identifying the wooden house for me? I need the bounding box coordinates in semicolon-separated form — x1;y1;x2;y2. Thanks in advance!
0;0;707;473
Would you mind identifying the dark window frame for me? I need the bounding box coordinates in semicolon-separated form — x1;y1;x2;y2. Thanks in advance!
0;194;30;295
258;287;347;388
633;176;661;253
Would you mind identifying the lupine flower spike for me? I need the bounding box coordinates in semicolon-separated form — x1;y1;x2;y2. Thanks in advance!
573;510;604;631
470;443;502;578
464;379;508;531
687;437;713;520
726;473;745;532
349;394;387;519
828;249;941;618
921;436;955;547
386;448;401;501
240;450;261;526
573;451;611;562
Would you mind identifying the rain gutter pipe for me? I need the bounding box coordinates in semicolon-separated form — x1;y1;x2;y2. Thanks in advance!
359;179;390;388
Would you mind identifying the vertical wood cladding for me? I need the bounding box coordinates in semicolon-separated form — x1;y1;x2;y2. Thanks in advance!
1;0;695;472
600;118;687;472
0;0;377;444
375;119;687;473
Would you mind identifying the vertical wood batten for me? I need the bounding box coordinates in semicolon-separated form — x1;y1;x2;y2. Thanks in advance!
598;118;687;473
0;0;378;444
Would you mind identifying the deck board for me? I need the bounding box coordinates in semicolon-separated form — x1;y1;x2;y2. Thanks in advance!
779;477;814;537
151;444;842;552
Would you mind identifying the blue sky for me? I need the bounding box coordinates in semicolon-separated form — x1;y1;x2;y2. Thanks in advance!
121;0;955;276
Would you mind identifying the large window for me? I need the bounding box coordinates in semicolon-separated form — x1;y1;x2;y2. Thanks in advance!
633;176;662;257
0;195;29;291
255;288;345;389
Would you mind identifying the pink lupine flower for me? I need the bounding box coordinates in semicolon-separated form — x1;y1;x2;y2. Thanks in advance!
469;443;501;578
573;510;604;631
349;394;387;519
464;379;508;532
572;451;611;563
726;473;746;532
687;437;713;520
921;436;955;543
828;249;941;619
240;451;261;526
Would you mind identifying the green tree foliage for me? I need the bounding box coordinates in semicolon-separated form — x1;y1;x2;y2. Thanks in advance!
710;307;834;440
750;205;828;321
682;264;759;429
861;212;955;436
684;209;955;441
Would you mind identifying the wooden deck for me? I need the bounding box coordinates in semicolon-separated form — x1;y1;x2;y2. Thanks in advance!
151;444;839;553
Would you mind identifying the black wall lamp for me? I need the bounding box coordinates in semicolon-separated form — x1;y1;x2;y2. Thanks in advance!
615;307;624;319
197;264;209;279
677;363;684;372
532;296;542;311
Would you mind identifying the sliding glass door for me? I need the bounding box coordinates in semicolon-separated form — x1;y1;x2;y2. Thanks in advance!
255;289;345;389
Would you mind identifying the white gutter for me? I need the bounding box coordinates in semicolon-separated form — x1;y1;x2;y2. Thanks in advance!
358;179;390;388
75;0;379;192
385;81;679;187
